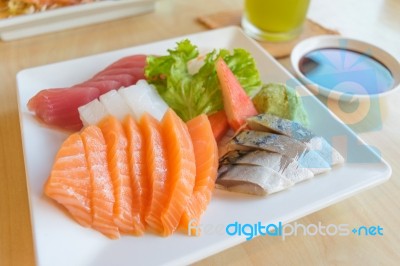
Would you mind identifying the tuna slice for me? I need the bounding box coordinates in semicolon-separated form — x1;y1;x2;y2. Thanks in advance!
27;54;147;131
28;86;101;131
246;114;344;166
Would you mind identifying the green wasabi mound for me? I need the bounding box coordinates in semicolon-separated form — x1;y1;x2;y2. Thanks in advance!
252;83;309;127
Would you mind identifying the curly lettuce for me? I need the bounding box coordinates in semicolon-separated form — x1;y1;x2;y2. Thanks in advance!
145;39;262;121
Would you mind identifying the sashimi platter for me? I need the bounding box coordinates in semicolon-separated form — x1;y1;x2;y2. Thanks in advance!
17;27;391;266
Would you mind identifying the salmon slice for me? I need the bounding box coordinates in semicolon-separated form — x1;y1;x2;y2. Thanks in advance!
161;109;196;236
140;113;168;234
98;116;143;235
81;126;120;239
123;116;147;232
44;133;92;227
179;114;218;234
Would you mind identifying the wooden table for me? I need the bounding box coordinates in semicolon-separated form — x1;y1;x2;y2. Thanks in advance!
1;0;399;265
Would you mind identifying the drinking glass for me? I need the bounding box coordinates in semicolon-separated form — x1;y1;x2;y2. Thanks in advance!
242;0;311;42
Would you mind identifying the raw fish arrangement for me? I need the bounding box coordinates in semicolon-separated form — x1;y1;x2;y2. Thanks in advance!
28;54;146;131
217;113;344;196
28;39;344;238
45;111;218;238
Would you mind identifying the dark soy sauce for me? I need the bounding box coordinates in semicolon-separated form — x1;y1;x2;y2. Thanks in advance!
299;48;394;95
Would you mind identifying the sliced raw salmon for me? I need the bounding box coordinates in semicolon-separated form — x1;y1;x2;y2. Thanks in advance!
160;109;196;236
179;114;218;234
140;113;168;234
98;116;143;235
44;133;92;227
123;116;147;232
81;126;120;239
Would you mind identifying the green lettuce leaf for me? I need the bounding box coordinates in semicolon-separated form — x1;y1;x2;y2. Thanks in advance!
145;39;262;121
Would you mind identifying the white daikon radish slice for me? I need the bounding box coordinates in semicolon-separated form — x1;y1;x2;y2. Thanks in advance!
99;89;133;121
78;99;109;126
118;80;168;121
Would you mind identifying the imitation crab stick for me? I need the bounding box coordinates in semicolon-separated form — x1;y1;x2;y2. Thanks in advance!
215;58;258;131
207;110;230;142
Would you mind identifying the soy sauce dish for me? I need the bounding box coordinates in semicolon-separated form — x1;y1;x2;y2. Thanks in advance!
291;36;400;101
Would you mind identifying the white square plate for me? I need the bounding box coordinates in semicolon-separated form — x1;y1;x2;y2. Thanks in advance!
16;26;391;266
0;0;155;41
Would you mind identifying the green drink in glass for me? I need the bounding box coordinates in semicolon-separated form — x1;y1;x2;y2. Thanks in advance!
242;0;310;42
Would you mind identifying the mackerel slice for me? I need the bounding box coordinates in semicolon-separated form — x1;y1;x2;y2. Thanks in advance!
234;150;314;184
247;114;344;166
219;150;249;165
216;165;293;196
227;130;331;175
219;150;313;183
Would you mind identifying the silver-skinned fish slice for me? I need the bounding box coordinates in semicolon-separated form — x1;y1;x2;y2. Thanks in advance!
219;150;313;183
232;150;314;184
227;130;331;175
216;165;293;196
219;150;249;165
246;114;344;166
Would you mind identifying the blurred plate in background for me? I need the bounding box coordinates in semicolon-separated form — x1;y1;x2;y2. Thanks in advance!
0;0;155;41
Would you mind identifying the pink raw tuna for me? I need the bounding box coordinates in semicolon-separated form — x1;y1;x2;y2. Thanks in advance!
92;68;140;78
106;55;147;69
75;80;122;95
27;55;147;131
